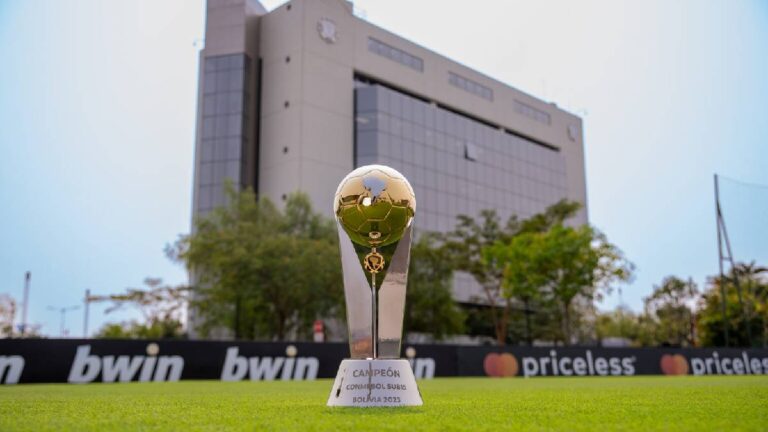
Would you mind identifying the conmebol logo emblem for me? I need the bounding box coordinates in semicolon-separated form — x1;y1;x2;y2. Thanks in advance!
317;18;337;44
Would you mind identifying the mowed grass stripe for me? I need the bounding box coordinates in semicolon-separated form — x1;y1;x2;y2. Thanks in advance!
1;376;766;431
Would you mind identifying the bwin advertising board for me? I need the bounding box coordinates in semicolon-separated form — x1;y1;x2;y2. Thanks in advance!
1;339;767;384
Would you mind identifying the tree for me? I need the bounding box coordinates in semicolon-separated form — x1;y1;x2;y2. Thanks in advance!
734;262;768;347
0;294;17;338
595;306;641;346
404;232;466;340
697;263;768;347
482;231;547;345
486;224;633;345
89;278;187;339
541;225;633;344
443;200;581;344
643;276;698;346
168;184;343;340
94;320;184;339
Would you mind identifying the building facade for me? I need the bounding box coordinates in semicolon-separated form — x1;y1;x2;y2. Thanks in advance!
191;0;588;328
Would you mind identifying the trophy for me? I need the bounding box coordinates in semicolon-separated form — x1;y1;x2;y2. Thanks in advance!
327;165;423;407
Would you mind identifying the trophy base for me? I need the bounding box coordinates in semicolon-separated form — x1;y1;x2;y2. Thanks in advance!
327;359;423;407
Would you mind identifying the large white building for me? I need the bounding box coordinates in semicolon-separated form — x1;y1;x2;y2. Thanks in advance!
191;0;588;330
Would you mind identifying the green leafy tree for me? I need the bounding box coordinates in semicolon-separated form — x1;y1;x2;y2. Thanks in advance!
168;184;342;340
443;200;581;344
734;262;768;347
90;278;187;339
596;306;638;345
94;320;184;339
540;225;633;344
595;306;666;347
404;232;466;340
697;263;768;347
643;276;697;346
485;224;633;345
482;231;547;345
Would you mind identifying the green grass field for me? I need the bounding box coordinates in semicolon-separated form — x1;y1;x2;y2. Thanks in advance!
1;376;767;431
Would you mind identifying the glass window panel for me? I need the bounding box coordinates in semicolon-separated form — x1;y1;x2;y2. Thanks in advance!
204;59;216;73
356;130;378;157
225;161;240;182
201;140;214;161
402;97;413;121
356;88;377;112
214;116;228;137
202;118;216;139
424;106;435;128
230;55;244;69
376;112;389;132
367;38;423;72
203;72;217;93
226;92;243;114
214;140;228;161
211;186;226;208
355;112;376;131
401;140;413;162
401;122;413;142
390;139;402;161
227;138;241;159
200;162;213;185
413;101;425;125
213;56;228;71
413;126;425;144
215;72;228;93
378;132;391;156
227;114;242;136
228;69;244;91
413;144;425;165
198;186;213;209
203;94;216;116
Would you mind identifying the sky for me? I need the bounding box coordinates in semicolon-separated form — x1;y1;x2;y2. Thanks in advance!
1;0;767;337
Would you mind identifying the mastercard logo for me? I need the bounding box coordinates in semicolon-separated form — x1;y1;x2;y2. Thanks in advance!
660;354;689;375
484;353;518;377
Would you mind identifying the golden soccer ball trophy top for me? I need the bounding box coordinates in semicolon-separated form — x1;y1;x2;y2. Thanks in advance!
334;165;416;249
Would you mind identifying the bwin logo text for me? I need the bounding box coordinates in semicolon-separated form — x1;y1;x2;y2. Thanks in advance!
0;356;24;384
68;344;184;383
220;346;319;381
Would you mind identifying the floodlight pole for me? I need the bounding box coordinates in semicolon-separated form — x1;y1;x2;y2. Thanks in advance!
714;174;753;347
48;305;80;337
21;272;31;337
83;289;90;338
715;174;729;346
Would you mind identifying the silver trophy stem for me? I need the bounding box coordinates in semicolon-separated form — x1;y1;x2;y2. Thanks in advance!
377;225;412;358
371;271;377;359
337;223;374;359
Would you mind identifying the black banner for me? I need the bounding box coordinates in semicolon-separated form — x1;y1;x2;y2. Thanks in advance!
1;339;767;384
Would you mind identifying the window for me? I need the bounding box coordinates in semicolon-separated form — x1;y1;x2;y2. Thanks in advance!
513;100;551;125
367;37;423;72
449;72;493;101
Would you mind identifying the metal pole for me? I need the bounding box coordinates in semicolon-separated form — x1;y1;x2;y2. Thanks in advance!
714;174;729;346
48;305;80;337
83;289;90;338
21;272;30;337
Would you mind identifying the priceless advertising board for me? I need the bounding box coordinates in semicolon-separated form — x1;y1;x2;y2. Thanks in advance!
1;339;767;384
